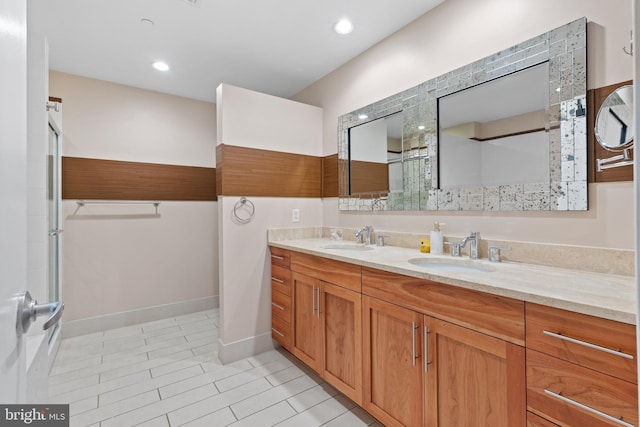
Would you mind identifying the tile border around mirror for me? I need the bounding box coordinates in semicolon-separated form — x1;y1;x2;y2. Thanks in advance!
338;17;587;212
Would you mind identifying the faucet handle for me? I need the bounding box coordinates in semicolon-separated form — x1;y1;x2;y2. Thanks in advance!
445;241;462;257
376;235;389;247
489;246;511;262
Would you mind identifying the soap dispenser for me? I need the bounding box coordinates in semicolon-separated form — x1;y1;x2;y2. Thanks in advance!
430;222;444;255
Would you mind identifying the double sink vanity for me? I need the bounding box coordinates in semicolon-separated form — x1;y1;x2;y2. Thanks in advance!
268;229;636;427
262;14;637;427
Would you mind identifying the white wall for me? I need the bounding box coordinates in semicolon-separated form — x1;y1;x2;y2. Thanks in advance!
50;72;219;323
62;201;217;321
216;84;323;363
294;0;635;250
217;84;322;156
52;72;216;167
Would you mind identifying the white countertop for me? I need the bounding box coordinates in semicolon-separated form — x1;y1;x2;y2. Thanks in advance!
269;238;637;325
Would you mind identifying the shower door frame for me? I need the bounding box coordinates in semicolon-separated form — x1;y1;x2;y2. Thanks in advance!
47;116;62;342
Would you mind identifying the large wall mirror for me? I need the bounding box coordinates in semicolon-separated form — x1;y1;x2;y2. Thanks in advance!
338;17;587;211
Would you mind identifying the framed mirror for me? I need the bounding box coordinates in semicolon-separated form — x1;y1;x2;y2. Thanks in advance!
595;85;634;171
338;17;587;211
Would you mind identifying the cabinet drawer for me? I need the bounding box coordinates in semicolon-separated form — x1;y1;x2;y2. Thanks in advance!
362;267;525;345
270;246;290;268
271;264;292;296
271;289;291;323
272;314;292;350
527;412;559;427
527;349;638;427
291;252;361;292
526;303;637;383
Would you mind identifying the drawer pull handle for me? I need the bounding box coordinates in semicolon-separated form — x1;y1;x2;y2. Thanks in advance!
271;302;285;311
543;330;634;360
544;389;635;427
271;255;285;260
271;277;285;284
271;328;285;337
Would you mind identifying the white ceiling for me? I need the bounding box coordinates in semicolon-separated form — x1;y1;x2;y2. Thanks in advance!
28;0;444;103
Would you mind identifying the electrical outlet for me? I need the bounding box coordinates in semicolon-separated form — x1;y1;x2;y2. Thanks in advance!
292;208;300;223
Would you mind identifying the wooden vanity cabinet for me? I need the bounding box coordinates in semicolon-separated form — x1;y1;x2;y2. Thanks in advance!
291;252;363;404
363;295;423;427
527;412;560;427
526;303;638;427
424;315;525;427
292;272;322;371
272;247;637;427
270;247;292;351
362;267;526;427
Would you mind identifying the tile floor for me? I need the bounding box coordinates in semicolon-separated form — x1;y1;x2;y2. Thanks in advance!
49;309;383;427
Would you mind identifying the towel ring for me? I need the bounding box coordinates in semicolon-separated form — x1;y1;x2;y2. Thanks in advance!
233;197;255;223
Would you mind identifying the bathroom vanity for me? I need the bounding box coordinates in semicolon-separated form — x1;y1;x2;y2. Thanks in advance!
268;237;636;427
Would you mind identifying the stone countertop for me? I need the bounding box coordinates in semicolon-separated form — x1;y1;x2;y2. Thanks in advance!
268;238;637;325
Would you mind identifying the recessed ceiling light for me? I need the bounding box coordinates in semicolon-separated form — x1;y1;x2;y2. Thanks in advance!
152;61;170;71
358;114;368;120
334;19;354;35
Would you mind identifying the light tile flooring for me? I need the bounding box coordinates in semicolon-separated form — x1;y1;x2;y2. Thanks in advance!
49;309;382;427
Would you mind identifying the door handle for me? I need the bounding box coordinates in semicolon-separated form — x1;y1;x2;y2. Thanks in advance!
16;291;64;336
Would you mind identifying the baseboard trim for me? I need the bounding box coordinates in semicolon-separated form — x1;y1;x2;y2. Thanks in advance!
61;296;219;338
217;332;274;364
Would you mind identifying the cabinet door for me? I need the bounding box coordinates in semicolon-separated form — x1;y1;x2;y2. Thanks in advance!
363;296;423;427
292;272;322;372
424;316;526;427
321;282;362;405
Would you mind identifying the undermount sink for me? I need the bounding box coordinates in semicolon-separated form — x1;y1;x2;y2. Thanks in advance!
322;243;374;251
408;257;494;273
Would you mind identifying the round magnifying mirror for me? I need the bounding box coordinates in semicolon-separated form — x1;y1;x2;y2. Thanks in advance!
595;85;634;151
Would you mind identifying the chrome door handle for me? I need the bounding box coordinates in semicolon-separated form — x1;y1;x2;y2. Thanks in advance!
424;325;431;372
16;291;64;335
411;322;418;366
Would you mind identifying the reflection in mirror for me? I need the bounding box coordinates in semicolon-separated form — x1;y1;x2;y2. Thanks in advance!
595;85;634;171
438;63;551;188
595;85;634;151
349;112;403;195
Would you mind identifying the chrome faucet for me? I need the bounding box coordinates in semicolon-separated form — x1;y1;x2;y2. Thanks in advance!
355;225;374;245
459;231;480;259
